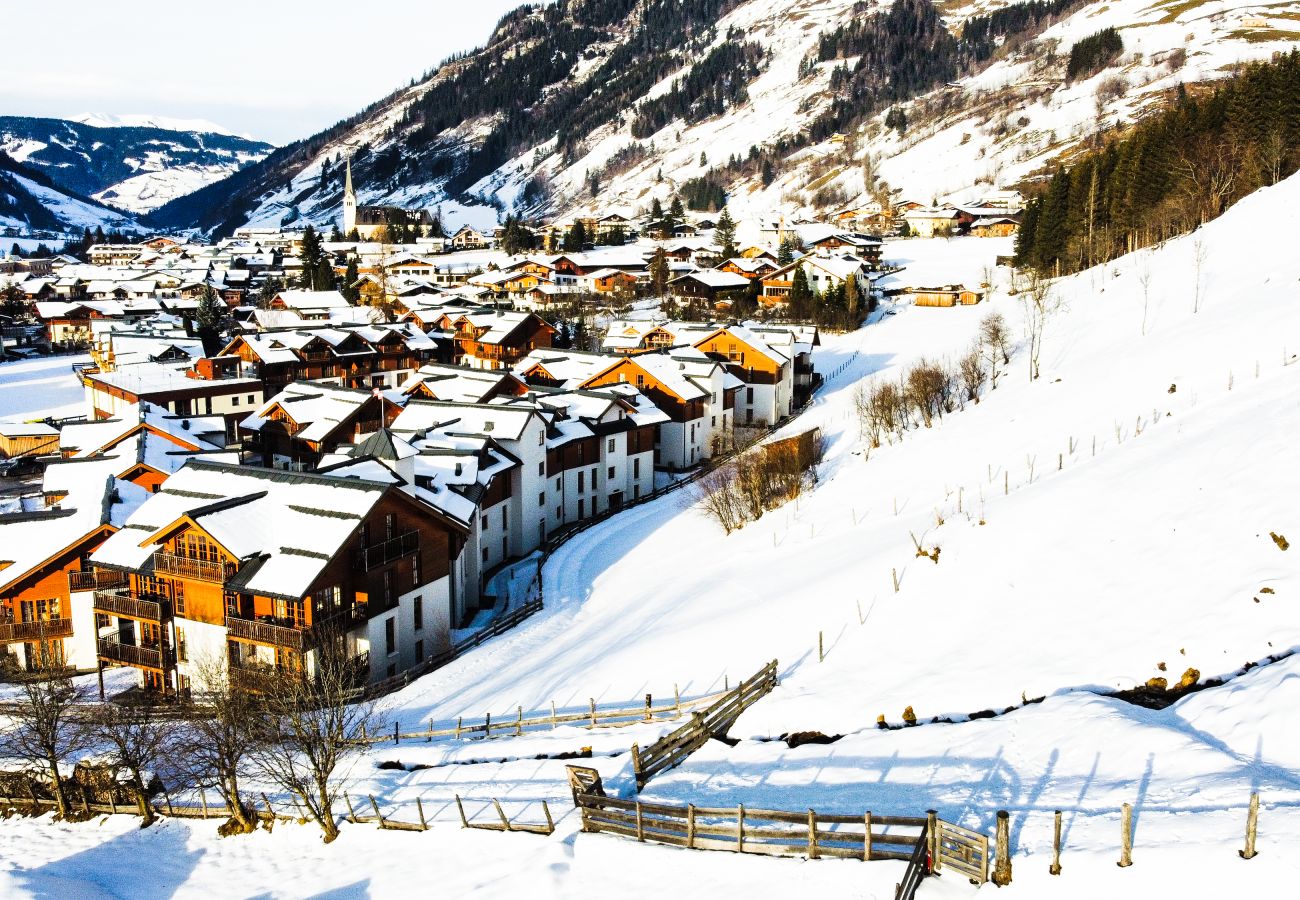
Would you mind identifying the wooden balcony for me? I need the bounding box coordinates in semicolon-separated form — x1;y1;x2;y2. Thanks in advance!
0;617;73;644
152;551;228;583
226;615;306;651
97;637;172;671
68;569;127;592
226;605;366;652
93;589;171;623
354;530;419;572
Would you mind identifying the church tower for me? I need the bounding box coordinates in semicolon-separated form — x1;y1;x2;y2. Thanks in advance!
342;157;357;236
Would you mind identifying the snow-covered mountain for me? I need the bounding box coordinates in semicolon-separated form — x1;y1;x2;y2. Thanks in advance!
0;115;272;216
0;151;139;236
70;112;249;138
147;0;1300;237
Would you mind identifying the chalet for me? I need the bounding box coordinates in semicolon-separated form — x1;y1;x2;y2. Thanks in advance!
269;290;351;320
240;382;402;470
451;226;491;250
969;216;1021;238
717;257;781;280
451;311;555;371
83;363;264;439
0;411;231;676
674;324;794;426
760;255;872;306
903;207;961;238
87;461;468;694
667;270;750;307
583;268;640;294
908;285;986;307
600;320;678;354
399;362;530;404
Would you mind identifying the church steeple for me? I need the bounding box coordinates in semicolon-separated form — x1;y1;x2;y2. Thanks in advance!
342;156;357;236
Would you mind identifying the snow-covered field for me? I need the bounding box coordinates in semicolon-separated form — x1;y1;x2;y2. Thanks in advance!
0;354;89;421
5;169;1300;895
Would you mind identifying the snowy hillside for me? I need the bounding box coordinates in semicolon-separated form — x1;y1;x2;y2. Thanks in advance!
4;172;1300;899
0;115;272;216
149;0;1300;237
0;152;139;236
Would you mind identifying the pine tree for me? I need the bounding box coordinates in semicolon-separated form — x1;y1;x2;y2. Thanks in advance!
563;220;588;252
651;198;664;221
789;265;813;319
299;226;323;289
668;197;684;224
649;248;670;297
715;209;738;258
342;258;360;301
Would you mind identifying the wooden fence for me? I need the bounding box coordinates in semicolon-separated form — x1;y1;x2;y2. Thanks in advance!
894;822;932;900
630;660;778;790
935;818;989;884
569;768;927;863
341;791;555;835
354;686;731;746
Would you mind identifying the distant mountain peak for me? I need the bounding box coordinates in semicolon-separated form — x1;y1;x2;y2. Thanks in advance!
69;112;256;141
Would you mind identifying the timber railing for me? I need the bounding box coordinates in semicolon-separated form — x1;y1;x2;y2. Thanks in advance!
0;617;73;644
570;770;927;863
630;659;778;790
352;683;731;745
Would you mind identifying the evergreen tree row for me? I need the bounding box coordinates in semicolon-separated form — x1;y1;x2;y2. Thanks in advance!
1016;50;1300;275
1066;27;1124;82
631;35;765;138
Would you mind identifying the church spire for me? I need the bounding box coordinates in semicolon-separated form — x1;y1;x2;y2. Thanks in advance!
344;156;353;199
342;156;356;236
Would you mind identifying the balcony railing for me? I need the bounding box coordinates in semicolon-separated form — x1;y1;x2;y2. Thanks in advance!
228;662;293;693
354;531;419;572
68;569;127;592
97;637;172;670
226;605;367;652
152;551;229;583
226;615;306;651
93;589;171;622
0;617;73;644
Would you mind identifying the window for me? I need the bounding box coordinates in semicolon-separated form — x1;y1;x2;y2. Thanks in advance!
176;628;187;663
537;461;544;476
538;491;545;505
385;618;396;656
482;547;489;563
555;505;562;518
590;467;597;486
415;639;424;661
555;477;561;490
607;467;615;480
247;394;255;404
577;471;584;492
711;416;716;427
385;513;395;540
607;438;615;452
413;596;423;631
537;429;544;445
480;514;488;531
633;458;640;478
231;396;239;407
174;584;185;616
501;507;508;529
412;552;420;586
746;387;754;403
502;537;508;557
383;570;394;605
633;484;641;499
578;499;584;518
387;663;397;679
635;374;644;388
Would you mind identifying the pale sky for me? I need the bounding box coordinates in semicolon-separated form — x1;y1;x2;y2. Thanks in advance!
0;1;535;145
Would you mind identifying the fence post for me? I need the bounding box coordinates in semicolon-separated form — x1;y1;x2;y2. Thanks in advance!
455;716;462;740
542;800;554;834
674;684;681;715
516;705;523;737
590;698;597;727
163;784;175;817
631;743;643;788
369;795;386;829
200;788;208;820
455;794;469;828
416;796;427;831
993;810;1012;886
1050;809;1062;875
394;722;399;745
1240;792;1259;860
818;630;824;662
344;791;358;823
807;808;819;859
644;693;652;722
926;810;938;872
485;712;491;736
551;701;557;729
864;811;872;861
635;801;645;841
687;804;697;849
737;803;746;853
261;792;276;827
1118;802;1133;868
892;568;899;593
493;798;511;832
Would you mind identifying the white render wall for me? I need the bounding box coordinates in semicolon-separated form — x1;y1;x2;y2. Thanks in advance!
367;576;452;682
174;617;230;694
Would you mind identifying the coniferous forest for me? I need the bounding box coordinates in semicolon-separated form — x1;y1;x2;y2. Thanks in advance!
1015;50;1300;275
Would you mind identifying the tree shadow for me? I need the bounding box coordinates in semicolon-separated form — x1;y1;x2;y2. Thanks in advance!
24;819;205;900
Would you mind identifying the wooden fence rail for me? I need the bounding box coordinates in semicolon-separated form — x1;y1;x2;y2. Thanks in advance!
569;777;926;863
631;659;779;790
353;687;731;746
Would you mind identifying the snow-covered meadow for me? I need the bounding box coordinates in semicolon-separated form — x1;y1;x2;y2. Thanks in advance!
4;169;1300;895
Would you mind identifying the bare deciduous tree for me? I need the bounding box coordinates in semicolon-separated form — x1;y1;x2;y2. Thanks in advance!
957;343;986;404
1020;274;1059;381
92;701;177;825
1137;260;1153;335
174;655;263;835
253;638;380;842
0;643;89;819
